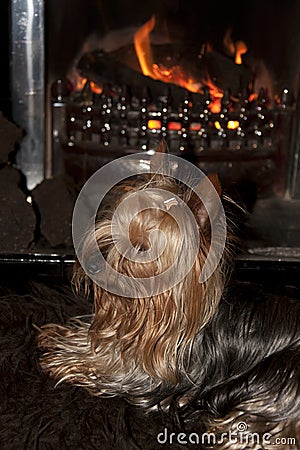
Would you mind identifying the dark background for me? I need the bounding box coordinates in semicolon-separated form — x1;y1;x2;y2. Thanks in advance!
0;0;10;118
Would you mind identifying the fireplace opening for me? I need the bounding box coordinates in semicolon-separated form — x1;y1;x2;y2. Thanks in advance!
45;0;300;198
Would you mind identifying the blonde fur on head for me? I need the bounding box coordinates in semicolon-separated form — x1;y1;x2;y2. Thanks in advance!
38;173;227;407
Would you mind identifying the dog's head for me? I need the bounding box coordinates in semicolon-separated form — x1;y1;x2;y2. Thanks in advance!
73;171;226;384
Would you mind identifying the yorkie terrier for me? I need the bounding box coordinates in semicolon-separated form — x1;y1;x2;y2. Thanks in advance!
38;145;300;448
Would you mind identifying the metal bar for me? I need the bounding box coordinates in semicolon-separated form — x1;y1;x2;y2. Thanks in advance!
10;0;45;190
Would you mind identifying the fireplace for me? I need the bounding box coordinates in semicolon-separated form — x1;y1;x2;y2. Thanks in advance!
4;0;300;268
9;0;300;195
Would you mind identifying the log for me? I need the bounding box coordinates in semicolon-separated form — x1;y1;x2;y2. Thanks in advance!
77;50;205;107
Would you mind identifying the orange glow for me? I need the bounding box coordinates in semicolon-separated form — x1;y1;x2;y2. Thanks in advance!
148;119;162;129
168;122;182;131
133;19;256;113
133;15;156;77
205;77;224;113
223;28;248;65
190;122;201;131
75;77;88;91
215;120;239;130
133;16;206;94
72;75;103;94
249;93;258;102
227;120;239;130
90;81;103;94
235;41;248;65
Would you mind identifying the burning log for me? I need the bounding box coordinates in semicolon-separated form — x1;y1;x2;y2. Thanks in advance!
77;50;205;107
205;50;252;95
77;45;252;110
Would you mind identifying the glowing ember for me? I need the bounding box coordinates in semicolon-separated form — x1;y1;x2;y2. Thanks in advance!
168;122;182;131
190;122;201;131
249;93;258;102
75;76;88;91
215;120;240;130
147;119;162;129
202;74;224;113
69;70;103;95
227;120;240;130
90;81;103;94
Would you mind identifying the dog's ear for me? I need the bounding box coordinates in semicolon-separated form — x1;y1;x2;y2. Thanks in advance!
188;173;222;229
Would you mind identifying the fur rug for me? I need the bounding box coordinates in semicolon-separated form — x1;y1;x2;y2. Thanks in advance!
0;281;299;450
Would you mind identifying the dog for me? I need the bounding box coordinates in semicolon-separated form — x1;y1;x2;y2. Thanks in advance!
38;147;300;449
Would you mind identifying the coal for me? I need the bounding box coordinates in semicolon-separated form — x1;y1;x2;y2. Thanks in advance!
32;175;77;248
0;165;36;253
0;112;23;164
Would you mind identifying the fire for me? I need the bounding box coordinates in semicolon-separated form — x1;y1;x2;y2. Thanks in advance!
223;28;248;65
68;67;103;94
75;77;102;94
75;76;88;91
90;81;103;94
133;18;251;115
133;15;201;93
235;41;247;65
205;76;224;113
133;16;225;112
133;15;156;77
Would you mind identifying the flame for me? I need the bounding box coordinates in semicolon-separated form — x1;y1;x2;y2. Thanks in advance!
77;78;102;94
152;64;201;93
90;81;103;94
134;15;156;77
223;28;248;65
235;41;247;65
205;76;224;113
75;76;88;91
133;19;252;115
133;17;226;113
69;70;103;95
249;93;258;102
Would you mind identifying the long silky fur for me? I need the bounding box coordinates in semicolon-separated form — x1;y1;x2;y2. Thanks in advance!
181;284;300;448
38;174;226;407
37;173;300;448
